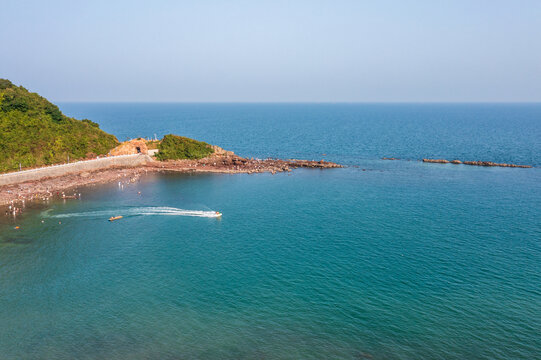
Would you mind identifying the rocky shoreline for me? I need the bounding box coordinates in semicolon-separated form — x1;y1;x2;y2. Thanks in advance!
145;155;342;174
0;153;341;208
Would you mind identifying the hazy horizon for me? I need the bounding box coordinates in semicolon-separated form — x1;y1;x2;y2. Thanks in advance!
2;0;540;103
54;101;541;104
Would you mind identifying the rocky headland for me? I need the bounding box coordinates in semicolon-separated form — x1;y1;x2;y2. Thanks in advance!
147;151;342;175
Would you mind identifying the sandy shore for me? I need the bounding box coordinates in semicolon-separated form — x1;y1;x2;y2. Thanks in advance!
0;155;341;207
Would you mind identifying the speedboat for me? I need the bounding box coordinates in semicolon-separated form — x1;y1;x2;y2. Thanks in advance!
109;216;123;221
215;211;222;217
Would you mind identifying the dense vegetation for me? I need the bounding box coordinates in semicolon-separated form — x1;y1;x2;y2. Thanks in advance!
156;134;214;160
0;79;119;172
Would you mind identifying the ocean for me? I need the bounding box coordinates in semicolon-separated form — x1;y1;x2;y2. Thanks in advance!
1;104;540;359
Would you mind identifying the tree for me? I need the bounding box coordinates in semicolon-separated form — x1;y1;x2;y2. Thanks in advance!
0;79;13;89
44;103;63;122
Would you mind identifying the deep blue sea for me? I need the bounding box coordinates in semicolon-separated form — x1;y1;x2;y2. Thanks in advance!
1;104;540;359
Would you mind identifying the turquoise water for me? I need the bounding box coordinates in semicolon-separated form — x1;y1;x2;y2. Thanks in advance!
1;104;540;359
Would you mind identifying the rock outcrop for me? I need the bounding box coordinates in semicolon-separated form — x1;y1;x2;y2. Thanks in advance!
145;153;342;174
211;145;235;157
462;161;531;168
422;158;531;168
423;159;449;164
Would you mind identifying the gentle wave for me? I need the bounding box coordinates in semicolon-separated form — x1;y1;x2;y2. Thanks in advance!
44;206;222;219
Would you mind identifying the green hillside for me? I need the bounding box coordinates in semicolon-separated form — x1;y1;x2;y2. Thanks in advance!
156;134;214;161
0;79;119;172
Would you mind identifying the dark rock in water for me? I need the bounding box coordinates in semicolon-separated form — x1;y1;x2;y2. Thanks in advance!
2;236;33;245
463;161;531;168
382;157;400;160
423;158;531;168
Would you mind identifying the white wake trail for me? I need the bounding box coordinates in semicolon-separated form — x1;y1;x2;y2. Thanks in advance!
44;206;221;219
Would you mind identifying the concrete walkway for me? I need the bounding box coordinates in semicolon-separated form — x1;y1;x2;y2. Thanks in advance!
0;154;152;186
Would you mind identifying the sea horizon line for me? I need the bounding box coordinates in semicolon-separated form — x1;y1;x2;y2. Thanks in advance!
55;101;541;105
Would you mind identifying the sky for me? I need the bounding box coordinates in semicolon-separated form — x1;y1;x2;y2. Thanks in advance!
1;0;540;102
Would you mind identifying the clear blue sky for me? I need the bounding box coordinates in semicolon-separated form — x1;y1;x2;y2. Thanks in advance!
1;0;540;102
